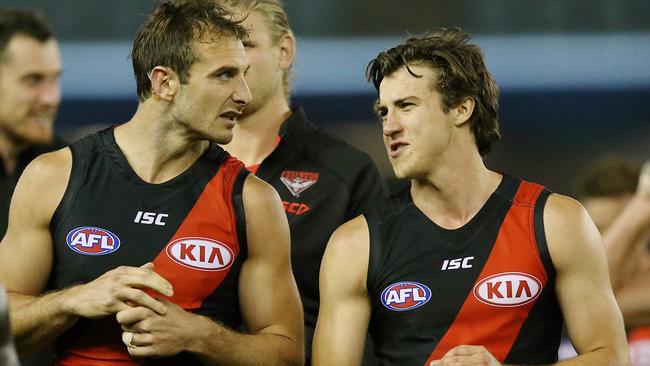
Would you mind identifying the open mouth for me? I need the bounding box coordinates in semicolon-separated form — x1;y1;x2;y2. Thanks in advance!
220;110;241;122
389;142;409;157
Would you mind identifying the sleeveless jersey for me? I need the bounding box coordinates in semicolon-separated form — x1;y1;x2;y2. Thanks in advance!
366;175;562;366
49;128;249;365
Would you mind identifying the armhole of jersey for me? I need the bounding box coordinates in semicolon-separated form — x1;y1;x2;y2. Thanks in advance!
232;167;250;259
534;189;555;280
365;212;381;296
49;144;84;235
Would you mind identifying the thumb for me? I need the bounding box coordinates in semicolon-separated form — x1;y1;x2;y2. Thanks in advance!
140;262;155;270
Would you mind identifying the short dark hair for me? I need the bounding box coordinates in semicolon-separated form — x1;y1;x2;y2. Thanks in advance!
0;8;53;62
131;0;248;102
366;28;501;156
576;157;641;199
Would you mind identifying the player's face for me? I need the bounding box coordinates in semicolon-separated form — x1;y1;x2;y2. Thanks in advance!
0;35;61;146
172;36;252;144
377;64;455;179
238;9;287;116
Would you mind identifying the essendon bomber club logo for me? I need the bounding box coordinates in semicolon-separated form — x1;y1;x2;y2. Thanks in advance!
280;170;319;197
280;170;319;215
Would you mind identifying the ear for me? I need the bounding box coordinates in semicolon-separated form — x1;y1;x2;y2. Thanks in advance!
453;97;475;127
277;32;296;70
149;66;178;102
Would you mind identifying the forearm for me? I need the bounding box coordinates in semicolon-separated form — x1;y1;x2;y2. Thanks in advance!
189;316;302;366
552;347;630;366
603;196;650;287
8;291;78;353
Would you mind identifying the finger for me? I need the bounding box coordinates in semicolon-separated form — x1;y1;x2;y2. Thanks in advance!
116;306;156;326
116;267;174;297
443;344;482;358
122;331;135;348
117;288;167;315
124;332;154;349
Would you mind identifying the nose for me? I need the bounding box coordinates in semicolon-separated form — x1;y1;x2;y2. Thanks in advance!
382;110;402;137
39;79;61;108
233;75;252;106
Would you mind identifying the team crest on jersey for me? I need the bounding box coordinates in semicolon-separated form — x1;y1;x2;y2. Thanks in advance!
473;272;542;307
280;170;319;197
66;226;121;256
166;237;234;271
381;281;431;311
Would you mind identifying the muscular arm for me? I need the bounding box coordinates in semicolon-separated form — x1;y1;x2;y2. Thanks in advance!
313;215;372;366
545;194;630;365
169;175;304;365
0;150;76;352
0;150;172;354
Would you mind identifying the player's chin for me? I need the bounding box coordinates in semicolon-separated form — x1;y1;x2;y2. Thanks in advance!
22;128;54;145
207;130;234;145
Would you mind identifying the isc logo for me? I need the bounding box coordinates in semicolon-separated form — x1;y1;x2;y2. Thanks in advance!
66;226;121;256
166;237;234;271
441;256;474;270
380;281;431;312
473;272;542;307
134;211;168;226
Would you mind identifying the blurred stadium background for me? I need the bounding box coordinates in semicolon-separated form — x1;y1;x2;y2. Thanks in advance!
3;0;649;194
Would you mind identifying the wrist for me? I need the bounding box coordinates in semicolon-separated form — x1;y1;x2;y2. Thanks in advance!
186;314;227;355
54;286;81;318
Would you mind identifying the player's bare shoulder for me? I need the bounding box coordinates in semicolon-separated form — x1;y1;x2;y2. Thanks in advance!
13;147;72;216
543;193;603;268
321;215;371;292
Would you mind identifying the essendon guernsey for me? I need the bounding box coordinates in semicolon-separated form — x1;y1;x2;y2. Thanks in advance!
366;175;562;365
48;128;249;366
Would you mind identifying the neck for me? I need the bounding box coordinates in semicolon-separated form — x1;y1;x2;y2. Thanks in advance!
410;145;502;230
114;104;208;184
221;92;291;166
0;132;28;175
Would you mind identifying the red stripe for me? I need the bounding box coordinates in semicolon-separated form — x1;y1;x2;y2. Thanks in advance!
151;157;243;310
424;182;548;365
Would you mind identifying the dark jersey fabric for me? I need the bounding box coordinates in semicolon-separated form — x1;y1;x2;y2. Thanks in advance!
366;175;563;366
253;107;388;361
49;128;248;365
0;137;67;237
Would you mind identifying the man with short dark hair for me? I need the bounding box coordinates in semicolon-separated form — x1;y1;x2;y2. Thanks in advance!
0;8;64;238
314;29;630;366
0;1;303;365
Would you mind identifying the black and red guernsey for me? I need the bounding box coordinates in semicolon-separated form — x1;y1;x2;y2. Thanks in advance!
49;128;249;365
252;107;388;358
366;175;563;366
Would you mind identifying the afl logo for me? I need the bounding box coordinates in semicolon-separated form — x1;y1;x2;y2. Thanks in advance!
473;272;542;307
381;281;431;311
66;226;121;256
166;237;234;271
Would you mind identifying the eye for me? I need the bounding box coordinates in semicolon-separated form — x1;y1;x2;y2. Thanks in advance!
400;102;415;110
215;70;235;80
23;74;45;86
242;41;255;49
